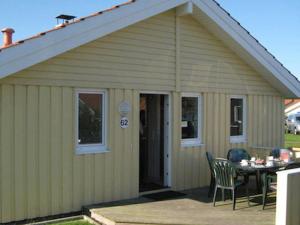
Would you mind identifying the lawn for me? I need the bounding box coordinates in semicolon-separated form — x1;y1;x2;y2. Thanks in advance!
52;220;92;225
285;133;300;148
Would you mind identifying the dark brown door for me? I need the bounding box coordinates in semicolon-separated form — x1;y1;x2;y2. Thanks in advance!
139;94;165;192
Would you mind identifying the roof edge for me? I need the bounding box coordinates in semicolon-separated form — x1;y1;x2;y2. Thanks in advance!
192;0;300;97
0;0;187;79
0;0;299;98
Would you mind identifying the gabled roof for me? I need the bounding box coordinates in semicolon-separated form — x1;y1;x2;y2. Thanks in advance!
0;0;299;98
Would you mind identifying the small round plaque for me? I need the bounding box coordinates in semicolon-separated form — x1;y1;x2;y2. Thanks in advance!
119;101;131;116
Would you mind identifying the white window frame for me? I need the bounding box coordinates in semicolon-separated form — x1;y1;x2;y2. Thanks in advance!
230;95;247;143
75;89;108;154
181;93;203;147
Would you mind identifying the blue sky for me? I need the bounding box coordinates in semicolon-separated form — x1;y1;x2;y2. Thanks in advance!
1;0;299;78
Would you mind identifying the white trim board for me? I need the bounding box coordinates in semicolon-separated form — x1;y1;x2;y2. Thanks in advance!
0;0;299;97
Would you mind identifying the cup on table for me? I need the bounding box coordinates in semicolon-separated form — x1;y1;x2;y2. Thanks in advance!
266;160;274;167
240;159;248;166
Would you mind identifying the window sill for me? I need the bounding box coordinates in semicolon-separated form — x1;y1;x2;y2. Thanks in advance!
76;145;109;155
181;140;205;148
230;136;247;144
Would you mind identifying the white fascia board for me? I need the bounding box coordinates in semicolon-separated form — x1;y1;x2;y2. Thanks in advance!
192;0;300;98
0;0;187;79
177;1;193;16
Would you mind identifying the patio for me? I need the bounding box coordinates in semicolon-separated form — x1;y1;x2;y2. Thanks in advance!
86;185;276;225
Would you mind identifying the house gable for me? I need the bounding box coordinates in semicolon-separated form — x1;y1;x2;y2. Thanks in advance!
1;11;279;96
0;0;299;97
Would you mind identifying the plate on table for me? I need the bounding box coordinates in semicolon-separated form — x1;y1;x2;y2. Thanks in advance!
252;164;265;168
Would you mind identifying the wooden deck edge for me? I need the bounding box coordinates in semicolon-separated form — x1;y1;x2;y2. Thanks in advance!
30;214;102;225
83;215;103;225
90;211;116;225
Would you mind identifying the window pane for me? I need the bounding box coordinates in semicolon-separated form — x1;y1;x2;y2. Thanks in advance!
230;98;243;136
182;97;198;139
78;93;103;145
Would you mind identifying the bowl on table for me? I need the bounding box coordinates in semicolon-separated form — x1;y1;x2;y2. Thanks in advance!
240;159;249;166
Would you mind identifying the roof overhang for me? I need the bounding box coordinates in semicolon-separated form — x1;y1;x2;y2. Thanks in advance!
0;0;299;98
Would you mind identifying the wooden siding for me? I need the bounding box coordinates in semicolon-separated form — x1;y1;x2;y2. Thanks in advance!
1;11;176;91
179;16;279;96
171;93;284;190
0;85;140;223
0;12;285;223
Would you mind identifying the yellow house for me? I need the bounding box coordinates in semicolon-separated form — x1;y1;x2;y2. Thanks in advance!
0;0;299;223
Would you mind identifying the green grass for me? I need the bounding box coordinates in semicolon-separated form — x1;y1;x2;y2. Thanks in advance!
52;220;92;225
285;133;300;148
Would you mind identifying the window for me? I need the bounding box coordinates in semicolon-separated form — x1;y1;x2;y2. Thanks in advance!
230;96;246;143
181;94;202;146
76;90;107;154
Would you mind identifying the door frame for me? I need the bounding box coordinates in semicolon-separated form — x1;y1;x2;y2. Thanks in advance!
139;91;172;189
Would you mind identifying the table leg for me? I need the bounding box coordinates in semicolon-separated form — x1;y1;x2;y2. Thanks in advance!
256;170;262;193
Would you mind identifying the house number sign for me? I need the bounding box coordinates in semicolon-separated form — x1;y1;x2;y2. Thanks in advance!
120;117;129;129
119;101;130;128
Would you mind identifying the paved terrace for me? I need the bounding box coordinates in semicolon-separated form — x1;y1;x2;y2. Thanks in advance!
86;186;276;225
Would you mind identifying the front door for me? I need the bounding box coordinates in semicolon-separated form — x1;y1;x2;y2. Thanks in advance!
139;94;170;192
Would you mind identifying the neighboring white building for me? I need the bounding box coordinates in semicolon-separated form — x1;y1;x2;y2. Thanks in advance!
285;99;300;116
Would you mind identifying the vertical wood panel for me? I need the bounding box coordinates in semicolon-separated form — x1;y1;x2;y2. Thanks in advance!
14;85;27;221
50;87;62;214
131;90;139;197
172;92;181;190
225;95;230;152
213;93;220;156
1;85;14;222
206;93;214;156
113;89;123;200
72;157;84;210
104;89;115;202
94;153;105;203
274;97;280;147
258;96;263;148
83;154;93;205
199;93;207;186
267;97;273;146
123;90;133;199
247;95;252;149
62;87;73;212
219;94;226;159
38;86;51;216
26;86;39;218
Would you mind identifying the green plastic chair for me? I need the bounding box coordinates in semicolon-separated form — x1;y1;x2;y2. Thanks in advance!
212;158;249;210
206;152;215;197
227;148;260;191
227;148;251;162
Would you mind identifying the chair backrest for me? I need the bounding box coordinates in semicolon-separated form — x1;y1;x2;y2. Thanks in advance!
227;148;250;162
206;152;214;177
213;159;236;188
270;148;281;158
270;148;293;161
285;162;300;170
